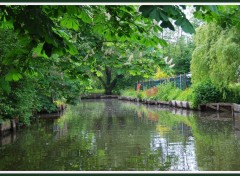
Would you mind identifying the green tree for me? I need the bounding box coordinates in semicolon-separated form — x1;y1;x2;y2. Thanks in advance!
0;28;87;124
161;31;195;75
0;5;199;123
80;42;165;95
172;36;195;74
191;23;240;89
0;5;196;84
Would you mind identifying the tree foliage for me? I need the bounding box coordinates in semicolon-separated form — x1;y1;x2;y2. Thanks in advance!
193;5;240;29
0;28;85;125
191;23;240;89
1;5;238;124
154;67;169;79
139;5;195;34
0;5;196;95
161;30;195;75
79;40;166;94
172;36;195;74
0;5;173;123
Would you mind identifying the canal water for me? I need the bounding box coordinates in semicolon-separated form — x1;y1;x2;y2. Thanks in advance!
0;99;240;171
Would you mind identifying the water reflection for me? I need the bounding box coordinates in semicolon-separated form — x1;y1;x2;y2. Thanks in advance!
0;99;240;171
0;132;17;146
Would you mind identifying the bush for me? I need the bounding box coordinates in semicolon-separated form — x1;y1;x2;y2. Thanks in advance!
120;89;147;100
0;78;41;125
121;83;195;103
168;88;182;100
120;89;137;97
176;88;194;102
136;91;146;99
223;84;240;104
192;80;222;108
154;82;176;101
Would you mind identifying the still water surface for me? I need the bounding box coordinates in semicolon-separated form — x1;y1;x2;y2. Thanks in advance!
0;99;240;171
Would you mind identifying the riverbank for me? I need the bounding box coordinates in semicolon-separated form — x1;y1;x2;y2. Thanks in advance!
0;119;17;137
80;94;240;116
0;104;67;139
2;95;240;142
81;94;118;99
118;96;240;116
118;96;192;109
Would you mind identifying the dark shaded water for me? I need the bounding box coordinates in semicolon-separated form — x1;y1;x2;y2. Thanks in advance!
0;99;240;171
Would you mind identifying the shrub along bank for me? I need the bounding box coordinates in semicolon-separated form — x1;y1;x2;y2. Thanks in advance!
0;74;82;126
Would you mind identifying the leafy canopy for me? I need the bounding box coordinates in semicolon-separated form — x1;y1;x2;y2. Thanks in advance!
191;23;240;89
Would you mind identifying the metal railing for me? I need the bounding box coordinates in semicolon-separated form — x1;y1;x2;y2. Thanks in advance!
136;73;191;91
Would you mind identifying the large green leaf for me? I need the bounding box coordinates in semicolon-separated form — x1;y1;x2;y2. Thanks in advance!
159;10;169;21
129;70;136;76
5;69;23;82
149;7;161;22
32;43;48;58
66;42;78;55
180;18;195;34
116;69;124;75
78;9;93;23
140;5;196;34
162;6;179;16
175;17;184;26
60;15;79;31
0;18;14;29
175;17;195;34
139;6;155;18
157;38;168;47
54;29;71;41
160;21;175;31
140;6;169;22
66;6;78;16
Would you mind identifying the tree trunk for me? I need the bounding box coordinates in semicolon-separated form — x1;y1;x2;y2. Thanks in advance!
105;86;113;95
104;67;112;95
96;67;124;95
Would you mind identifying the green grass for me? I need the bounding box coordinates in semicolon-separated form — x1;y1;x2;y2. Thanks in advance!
86;89;105;94
121;83;194;103
176;88;194;102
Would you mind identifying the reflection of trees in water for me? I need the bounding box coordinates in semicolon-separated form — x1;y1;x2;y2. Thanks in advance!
149;133;197;171
0;132;17;146
89;100;172;170
3;99;240;171
0;100;195;171
53;121;68;140
192;117;240;171
106;102;240;171
129;103;198;171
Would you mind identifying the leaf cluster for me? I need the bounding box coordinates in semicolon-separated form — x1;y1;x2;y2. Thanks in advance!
139;5;195;34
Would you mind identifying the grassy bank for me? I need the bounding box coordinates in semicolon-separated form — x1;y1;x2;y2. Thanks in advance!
120;81;240;109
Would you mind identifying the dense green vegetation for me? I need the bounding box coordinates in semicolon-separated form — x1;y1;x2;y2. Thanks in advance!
120;84;194;106
123;102;240;171
121;5;240;108
161;28;195;75
0;28;83;125
0;5;239;125
191;23;240;103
